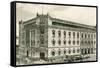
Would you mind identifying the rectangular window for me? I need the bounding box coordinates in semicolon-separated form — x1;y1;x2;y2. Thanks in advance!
63;40;66;45
77;40;79;45
73;32;75;38
68;32;71;38
73;40;75;45
58;39;61;45
52;30;55;37
58;30;61;37
40;28;44;34
77;32;79;38
82;33;83;38
52;39;55;45
73;49;75;53
68;40;71;45
91;34;93;38
77;49;80;53
68;49;71;54
40;36;44;44
85;34;87;38
88;34;90;38
64;31;66;38
94;34;96;38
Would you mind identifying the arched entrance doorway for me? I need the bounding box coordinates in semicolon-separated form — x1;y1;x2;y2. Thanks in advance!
40;52;45;60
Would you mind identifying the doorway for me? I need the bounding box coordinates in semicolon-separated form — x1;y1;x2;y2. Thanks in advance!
40;52;45;60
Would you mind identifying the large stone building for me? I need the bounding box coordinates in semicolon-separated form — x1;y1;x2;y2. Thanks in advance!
16;13;96;64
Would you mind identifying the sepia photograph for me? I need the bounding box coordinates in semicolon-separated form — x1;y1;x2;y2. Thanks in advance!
15;2;97;66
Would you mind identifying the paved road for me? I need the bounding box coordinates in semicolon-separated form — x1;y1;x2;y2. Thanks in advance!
83;54;96;61
87;54;96;61
33;59;47;64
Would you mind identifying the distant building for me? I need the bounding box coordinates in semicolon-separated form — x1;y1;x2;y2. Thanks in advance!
17;13;96;62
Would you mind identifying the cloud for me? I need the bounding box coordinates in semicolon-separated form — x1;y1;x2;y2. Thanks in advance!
16;3;96;26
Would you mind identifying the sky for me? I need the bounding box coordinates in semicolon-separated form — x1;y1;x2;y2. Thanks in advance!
16;3;96;36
